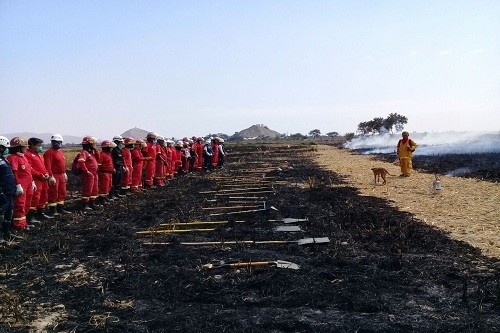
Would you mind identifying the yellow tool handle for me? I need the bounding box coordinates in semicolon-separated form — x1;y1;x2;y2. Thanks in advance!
136;228;215;235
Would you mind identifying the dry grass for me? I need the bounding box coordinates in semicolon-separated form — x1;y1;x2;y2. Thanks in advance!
315;145;500;258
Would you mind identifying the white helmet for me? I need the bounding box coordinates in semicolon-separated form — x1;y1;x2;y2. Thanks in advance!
0;136;10;147
112;135;124;142
156;135;165;141
51;133;64;142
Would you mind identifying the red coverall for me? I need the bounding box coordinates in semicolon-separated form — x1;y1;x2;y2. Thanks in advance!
43;148;67;208
143;142;156;186
7;152;33;230
211;143;219;168
165;145;173;180
77;150;98;203
26;148;49;212
193;143;203;172
155;145;167;186
98;151;114;198
121;147;133;190
131;146;145;191
174;147;182;176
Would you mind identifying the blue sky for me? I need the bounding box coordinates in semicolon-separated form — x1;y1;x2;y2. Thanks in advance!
1;0;499;140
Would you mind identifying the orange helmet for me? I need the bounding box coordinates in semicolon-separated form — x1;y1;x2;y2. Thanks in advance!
101;140;117;148
124;137;135;145
82;136;96;145
146;132;157;139
10;137;28;148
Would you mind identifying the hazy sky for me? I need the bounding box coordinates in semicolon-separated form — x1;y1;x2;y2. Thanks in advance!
1;0;499;140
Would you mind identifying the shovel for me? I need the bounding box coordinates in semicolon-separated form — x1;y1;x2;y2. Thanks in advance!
268;218;309;224
202;260;299;270
143;237;329;247
159;221;245;227
273;225;302;232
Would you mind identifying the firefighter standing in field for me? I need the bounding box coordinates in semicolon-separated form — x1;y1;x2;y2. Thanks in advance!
25;137;52;223
131;139;145;192
397;131;418;177
110;135;125;198
43;134;70;216
77;136;99;210
121;137;134;194
211;137;219;169
0;136;16;242
7;137;34;231
143;132;157;188
97;140;116;205
154;136;167;186
193;137;204;172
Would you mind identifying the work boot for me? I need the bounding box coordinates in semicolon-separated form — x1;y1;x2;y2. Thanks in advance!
36;209;54;220
27;211;41;224
48;205;60;217
57;204;71;215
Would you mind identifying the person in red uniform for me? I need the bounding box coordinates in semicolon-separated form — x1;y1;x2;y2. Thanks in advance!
6;137;33;230
143;132;157;188
173;141;183;176
153;136;166;186
25;137;52;223
131;139;145;192
121;137;134;194
43;134;70;216
97;140;116;205
193;137;204;172
211;137;220;169
165;140;175;180
76;136;99;210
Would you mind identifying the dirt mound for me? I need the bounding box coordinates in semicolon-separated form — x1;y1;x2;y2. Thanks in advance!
231;124;281;140
1;144;499;332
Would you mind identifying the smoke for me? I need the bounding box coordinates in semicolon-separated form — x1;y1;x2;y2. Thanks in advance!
343;131;500;155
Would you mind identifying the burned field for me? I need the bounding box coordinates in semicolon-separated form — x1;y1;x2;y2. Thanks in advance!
1;144;500;332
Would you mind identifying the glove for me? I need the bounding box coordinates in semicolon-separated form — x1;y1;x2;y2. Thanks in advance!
15;184;24;196
32;181;37;191
48;176;56;185
64;173;67;181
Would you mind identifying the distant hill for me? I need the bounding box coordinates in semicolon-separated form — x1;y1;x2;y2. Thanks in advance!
231;124;282;140
121;127;150;140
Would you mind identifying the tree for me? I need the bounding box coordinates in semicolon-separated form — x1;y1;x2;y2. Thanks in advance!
308;129;321;138
383;113;408;133
289;133;307;140
326;131;339;137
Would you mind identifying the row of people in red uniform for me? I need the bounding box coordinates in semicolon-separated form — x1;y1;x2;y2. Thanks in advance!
0;132;226;242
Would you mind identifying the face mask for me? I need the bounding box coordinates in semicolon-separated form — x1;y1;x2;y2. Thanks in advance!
51;141;62;149
118;144;124;149
2;148;8;156
37;146;44;153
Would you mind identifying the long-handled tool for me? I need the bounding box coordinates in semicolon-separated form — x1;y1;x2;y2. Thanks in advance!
136;228;215;235
158;221;245;227
142;237;329;247
268;218;309;224
202;260;300;270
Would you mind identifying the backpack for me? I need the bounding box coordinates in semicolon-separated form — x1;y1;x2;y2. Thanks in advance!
71;153;82;176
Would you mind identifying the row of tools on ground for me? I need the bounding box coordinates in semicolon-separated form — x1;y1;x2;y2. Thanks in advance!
137;168;330;271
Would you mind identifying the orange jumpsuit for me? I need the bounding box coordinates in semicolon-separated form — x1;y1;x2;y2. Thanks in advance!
98;151;114;198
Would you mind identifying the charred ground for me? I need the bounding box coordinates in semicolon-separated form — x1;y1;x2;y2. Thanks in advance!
1;144;499;332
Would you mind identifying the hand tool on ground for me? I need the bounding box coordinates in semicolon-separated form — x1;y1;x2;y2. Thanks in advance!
273;225;302;232
268;218;309;224
143;237;330;247
215;190;275;196
209;205;277;216
202;260;299;270
136;228;216;235
199;187;274;194
158;221;245;227
202;205;262;210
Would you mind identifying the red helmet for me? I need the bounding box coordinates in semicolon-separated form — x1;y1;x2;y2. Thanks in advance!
10;136;28;148
124;137;136;145
101;140;117;148
134;139;144;144
146;132;157;139
82;136;96;145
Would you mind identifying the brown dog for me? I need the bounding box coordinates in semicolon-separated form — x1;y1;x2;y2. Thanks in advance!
371;168;393;185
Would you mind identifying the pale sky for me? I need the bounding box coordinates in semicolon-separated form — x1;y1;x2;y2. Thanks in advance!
1;0;499;140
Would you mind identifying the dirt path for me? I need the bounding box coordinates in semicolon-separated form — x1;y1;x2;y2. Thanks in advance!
315;145;500;258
